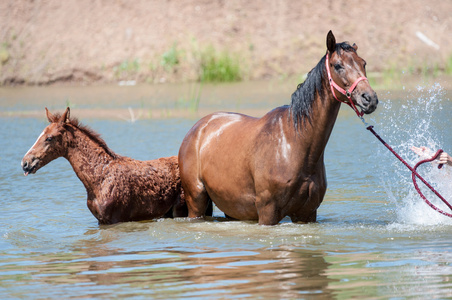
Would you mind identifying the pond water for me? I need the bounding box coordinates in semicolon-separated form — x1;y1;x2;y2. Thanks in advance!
1;82;451;299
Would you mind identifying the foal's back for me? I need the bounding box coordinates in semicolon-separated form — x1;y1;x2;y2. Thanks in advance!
90;155;186;223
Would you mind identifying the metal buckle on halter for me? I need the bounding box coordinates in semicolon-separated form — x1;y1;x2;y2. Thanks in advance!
346;91;351;98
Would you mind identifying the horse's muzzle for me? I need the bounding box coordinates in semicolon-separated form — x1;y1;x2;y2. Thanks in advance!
359;92;378;114
21;157;39;176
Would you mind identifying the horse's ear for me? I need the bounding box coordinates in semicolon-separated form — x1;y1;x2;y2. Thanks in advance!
352;43;358;51
326;30;336;53
59;107;70;124
45;107;54;123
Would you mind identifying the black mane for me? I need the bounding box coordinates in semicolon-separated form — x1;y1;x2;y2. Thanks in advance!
290;42;356;128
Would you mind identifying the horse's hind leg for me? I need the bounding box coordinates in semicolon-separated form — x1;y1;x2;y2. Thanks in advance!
186;191;210;218
182;180;211;219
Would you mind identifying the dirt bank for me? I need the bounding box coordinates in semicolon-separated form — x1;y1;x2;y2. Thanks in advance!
1;0;451;86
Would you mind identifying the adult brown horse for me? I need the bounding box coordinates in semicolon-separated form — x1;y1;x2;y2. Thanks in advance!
178;31;378;225
21;107;187;224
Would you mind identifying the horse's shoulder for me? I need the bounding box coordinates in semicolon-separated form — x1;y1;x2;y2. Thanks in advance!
205;111;253;122
258;105;291;127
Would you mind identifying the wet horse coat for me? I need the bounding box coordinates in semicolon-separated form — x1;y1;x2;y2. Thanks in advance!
22;108;187;224
178;31;378;225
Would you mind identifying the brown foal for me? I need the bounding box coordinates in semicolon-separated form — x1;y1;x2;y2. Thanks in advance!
22;107;187;224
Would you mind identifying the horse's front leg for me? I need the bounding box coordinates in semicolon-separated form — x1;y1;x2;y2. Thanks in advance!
255;192;284;225
290;176;326;223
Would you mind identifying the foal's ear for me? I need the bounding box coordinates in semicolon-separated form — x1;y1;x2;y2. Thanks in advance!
45;107;54;123
352;43;358;51
59;107;70;124
326;30;336;53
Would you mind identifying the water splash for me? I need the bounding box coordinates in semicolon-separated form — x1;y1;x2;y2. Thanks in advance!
374;83;452;225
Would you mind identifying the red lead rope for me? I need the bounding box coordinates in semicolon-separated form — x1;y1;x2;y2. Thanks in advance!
325;52;451;217
367;125;452;218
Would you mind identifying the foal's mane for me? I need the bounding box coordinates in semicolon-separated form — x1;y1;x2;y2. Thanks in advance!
290;42;356;128
49;112;117;158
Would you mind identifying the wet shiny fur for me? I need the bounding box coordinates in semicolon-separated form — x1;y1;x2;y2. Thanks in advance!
178;31;378;225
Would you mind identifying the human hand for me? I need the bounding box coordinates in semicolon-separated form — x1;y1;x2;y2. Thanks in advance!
438;152;452;166
411;146;433;158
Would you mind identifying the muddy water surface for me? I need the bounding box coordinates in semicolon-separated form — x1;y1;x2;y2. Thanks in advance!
1;82;452;299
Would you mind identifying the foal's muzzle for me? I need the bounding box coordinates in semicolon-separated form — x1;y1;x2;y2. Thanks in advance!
21;156;39;176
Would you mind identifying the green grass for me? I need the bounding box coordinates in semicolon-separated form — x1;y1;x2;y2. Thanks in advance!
161;43;181;71
368;54;452;90
114;59;140;78
0;43;9;65
199;45;242;82
175;82;203;112
445;54;452;75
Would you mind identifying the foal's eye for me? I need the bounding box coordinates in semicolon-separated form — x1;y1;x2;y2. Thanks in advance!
334;64;343;71
45;136;53;142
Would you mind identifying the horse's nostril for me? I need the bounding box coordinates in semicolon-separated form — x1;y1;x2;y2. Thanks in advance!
362;93;371;104
22;161;28;170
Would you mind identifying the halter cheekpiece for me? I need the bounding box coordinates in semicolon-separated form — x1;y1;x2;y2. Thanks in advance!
325;52;368;117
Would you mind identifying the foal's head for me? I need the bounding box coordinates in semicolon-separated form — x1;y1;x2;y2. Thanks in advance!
22;107;72;176
326;31;378;115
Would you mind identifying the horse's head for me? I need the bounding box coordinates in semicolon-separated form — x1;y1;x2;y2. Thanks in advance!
325;31;378;115
22;107;71;176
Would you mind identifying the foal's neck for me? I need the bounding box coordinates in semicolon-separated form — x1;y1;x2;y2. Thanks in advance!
64;126;116;195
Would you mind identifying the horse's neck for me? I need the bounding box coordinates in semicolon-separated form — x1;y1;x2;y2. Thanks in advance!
297;93;341;167
64;128;114;195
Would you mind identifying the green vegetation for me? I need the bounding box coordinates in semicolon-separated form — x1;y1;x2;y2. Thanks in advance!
175;82;203;112
0;43;9;65
110;41;452;90
198;45;242;82
366;53;452;90
446;53;452;75
114;59;140;78
161;43;181;71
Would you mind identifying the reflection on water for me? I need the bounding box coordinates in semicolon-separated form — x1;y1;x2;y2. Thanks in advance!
2;245;334;299
2;218;452;299
1;82;452;299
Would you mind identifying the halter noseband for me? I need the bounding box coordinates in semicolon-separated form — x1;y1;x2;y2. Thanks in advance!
325;52;368;117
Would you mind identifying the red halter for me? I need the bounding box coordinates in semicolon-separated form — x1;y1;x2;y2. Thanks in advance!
325;52;368;117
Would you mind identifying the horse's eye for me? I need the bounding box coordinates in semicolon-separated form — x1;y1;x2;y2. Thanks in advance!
45;136;53;142
334;64;343;71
